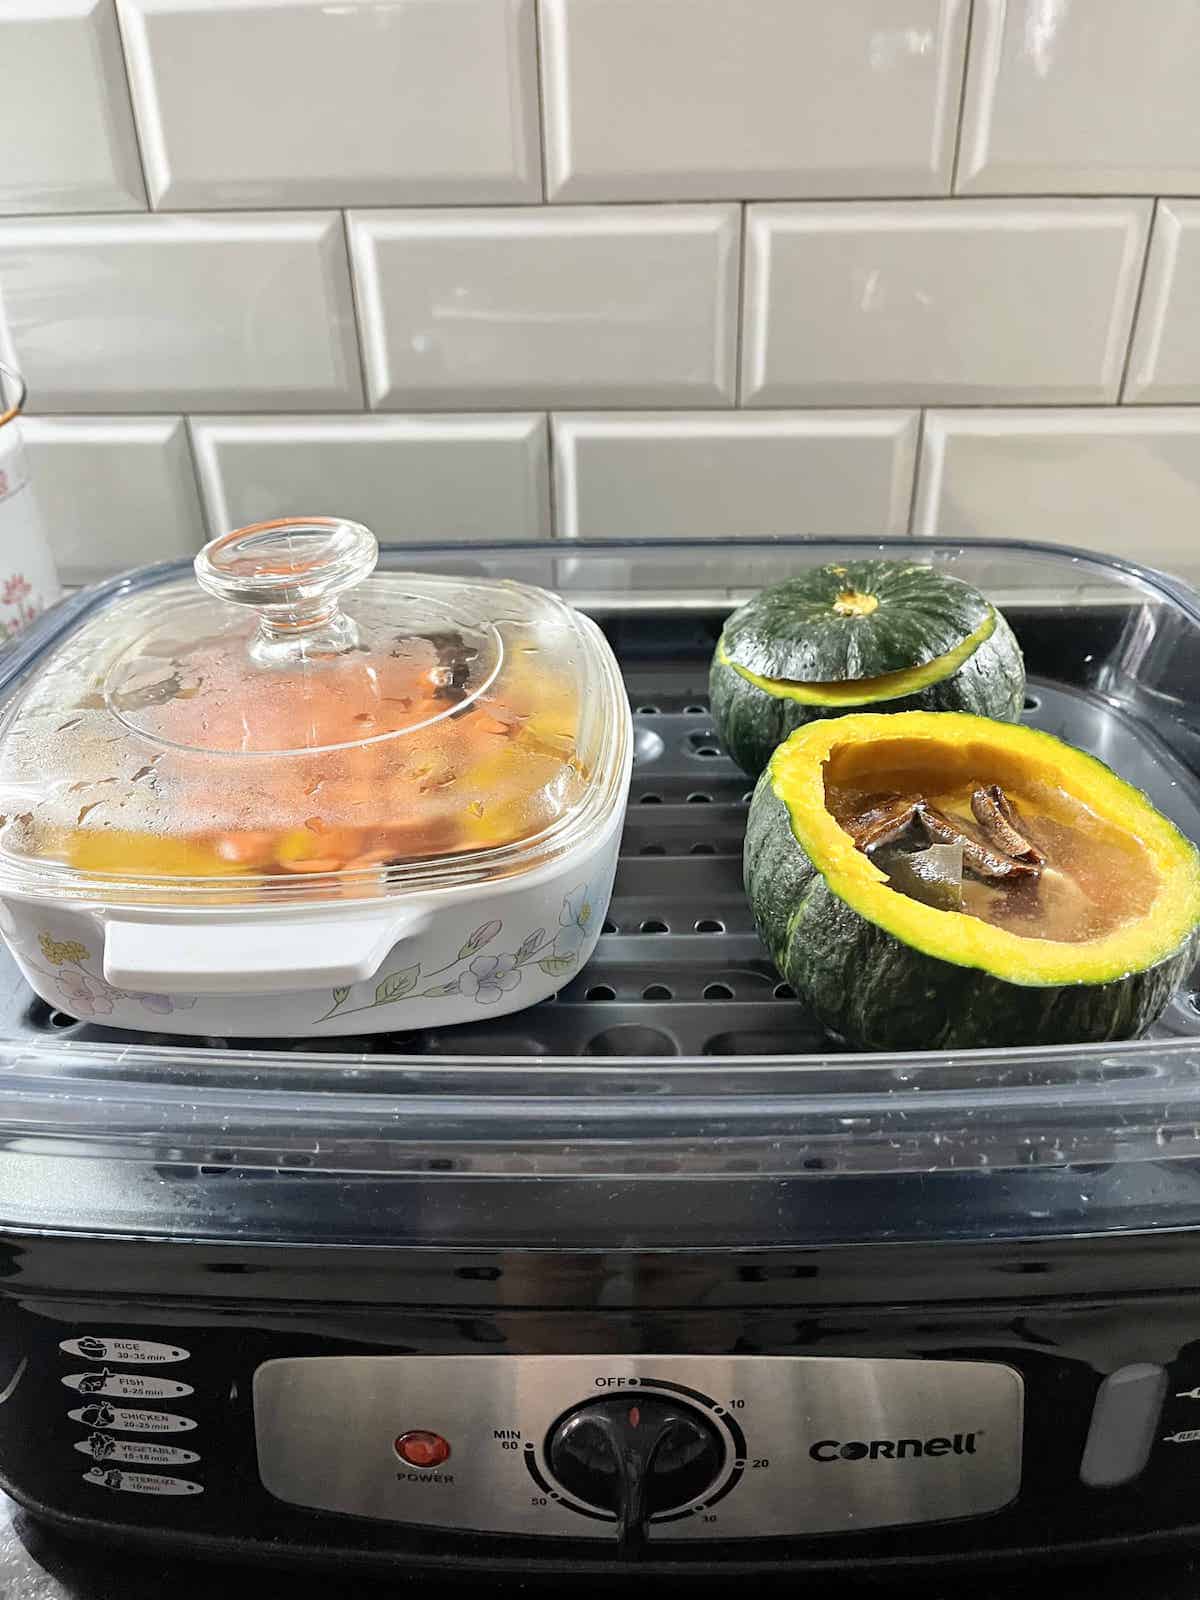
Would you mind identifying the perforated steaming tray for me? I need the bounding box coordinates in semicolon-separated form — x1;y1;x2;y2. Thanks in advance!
3;600;1199;1058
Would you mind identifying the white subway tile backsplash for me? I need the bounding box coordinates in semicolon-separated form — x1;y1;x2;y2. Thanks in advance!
21;415;206;580
1125;203;1200;405
553;411;918;539
0;1;145;215
0;213;362;412
348;206;740;410
914;409;1200;575
742;200;1151;407
0;0;1190;584
540;0;967;203
958;0;1200;195
117;0;541;210
190;414;550;539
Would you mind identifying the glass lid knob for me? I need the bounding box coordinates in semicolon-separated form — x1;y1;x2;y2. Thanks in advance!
194;517;378;665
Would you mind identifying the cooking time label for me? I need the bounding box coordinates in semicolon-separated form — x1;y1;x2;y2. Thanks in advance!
60;1338;189;1365
74;1435;200;1467
83;1467;203;1496
68;1404;197;1434
62;1369;192;1399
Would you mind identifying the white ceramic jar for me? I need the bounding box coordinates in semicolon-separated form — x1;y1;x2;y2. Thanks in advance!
0;519;631;1035
0;362;60;641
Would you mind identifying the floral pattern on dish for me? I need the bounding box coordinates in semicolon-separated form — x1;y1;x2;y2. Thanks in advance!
313;876;608;1025
458;952;522;1005
555;882;596;959
30;931;198;1019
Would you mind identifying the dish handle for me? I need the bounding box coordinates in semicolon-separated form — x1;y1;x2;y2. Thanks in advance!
101;906;433;996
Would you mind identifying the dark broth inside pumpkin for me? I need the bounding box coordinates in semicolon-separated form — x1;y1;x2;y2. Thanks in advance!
823;742;1159;944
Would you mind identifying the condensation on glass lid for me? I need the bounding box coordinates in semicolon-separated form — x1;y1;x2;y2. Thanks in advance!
102;590;503;756
0;519;607;889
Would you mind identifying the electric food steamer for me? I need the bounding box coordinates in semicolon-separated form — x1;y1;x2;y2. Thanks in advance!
3;536;1200;1579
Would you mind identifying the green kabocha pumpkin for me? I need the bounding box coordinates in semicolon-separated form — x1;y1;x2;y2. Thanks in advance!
745;711;1200;1051
711;561;1025;777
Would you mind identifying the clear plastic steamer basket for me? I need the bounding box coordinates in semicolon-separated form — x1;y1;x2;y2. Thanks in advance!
0;537;1199;1248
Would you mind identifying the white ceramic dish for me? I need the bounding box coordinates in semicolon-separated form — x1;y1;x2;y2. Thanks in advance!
0;519;631;1036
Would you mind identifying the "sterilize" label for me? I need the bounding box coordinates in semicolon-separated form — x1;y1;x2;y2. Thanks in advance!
83;1467;202;1496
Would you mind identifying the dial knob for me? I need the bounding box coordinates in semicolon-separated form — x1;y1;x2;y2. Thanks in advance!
545;1393;725;1556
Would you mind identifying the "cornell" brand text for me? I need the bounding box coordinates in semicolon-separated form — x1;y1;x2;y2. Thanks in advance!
809;1433;979;1462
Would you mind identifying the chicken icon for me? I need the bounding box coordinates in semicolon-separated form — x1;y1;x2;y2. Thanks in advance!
79;1404;115;1428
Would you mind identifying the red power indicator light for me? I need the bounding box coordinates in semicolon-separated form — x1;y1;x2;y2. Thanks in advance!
394;1431;451;1468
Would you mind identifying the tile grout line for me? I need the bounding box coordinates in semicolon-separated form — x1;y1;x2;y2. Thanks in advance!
545;413;562;538
8;195;1198;225
108;0;155;212
733;203;749;407
1117;198;1158;403
531;0;551;204
20;401;1200;422
905;410;928;537
337;210;374;412
948;0;976;195
179;415;217;540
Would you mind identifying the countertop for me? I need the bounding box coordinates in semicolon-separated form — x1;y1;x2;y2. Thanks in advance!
5;1488;1200;1600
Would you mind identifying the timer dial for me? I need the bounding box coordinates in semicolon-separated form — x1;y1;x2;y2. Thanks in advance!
545;1393;725;1554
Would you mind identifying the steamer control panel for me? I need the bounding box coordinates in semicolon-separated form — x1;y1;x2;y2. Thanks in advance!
252;1356;1023;1543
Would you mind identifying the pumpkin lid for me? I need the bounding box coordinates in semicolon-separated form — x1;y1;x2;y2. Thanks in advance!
0;519;628;906
720;561;995;684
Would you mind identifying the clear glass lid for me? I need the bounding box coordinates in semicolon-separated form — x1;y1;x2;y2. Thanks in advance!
0;519;626;903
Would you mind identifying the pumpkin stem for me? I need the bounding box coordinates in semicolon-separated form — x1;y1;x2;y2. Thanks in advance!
833;589;879;618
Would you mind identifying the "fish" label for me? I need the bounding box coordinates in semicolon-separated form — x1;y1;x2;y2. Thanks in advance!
62;1370;192;1400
